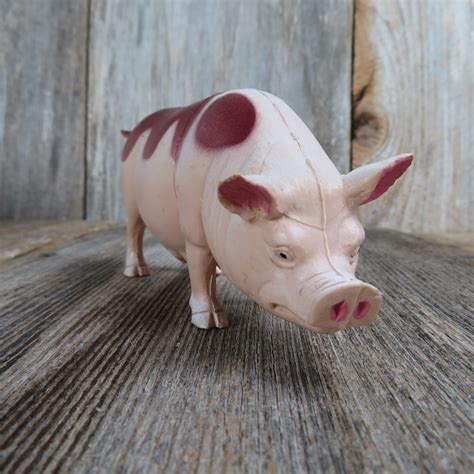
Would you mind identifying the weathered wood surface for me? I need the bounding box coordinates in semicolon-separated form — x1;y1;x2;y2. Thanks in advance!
87;0;353;220
415;233;474;254
0;0;88;219
1;223;472;473
352;0;474;233
0;220;113;265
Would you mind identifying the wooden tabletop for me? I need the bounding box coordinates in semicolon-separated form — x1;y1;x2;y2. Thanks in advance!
1;221;472;473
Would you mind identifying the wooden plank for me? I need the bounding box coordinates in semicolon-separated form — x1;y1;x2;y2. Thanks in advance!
1;225;472;472
0;220;115;266
415;233;474;254
87;0;353;220
352;0;473;233
0;0;88;219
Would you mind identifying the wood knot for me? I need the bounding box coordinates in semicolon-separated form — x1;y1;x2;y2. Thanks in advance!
352;103;388;167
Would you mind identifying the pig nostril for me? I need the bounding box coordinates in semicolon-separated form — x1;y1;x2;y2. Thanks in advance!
355;301;371;320
330;300;349;322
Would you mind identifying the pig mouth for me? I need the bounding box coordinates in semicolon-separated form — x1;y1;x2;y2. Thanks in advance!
269;303;299;319
268;303;339;334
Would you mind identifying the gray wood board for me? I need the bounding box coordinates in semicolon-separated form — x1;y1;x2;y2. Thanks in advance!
0;220;114;264
1;225;472;473
87;0;353;220
352;0;474;233
0;0;88;219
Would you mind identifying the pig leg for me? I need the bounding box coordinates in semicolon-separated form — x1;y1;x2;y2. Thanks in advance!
124;211;150;278
186;241;219;329
209;269;228;328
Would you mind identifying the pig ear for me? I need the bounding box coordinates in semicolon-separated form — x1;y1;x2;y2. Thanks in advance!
343;154;413;206
217;174;282;220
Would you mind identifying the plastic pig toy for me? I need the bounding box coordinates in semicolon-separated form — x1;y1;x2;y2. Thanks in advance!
121;89;413;333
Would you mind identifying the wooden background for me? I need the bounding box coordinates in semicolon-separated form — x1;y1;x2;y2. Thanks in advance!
1;0;472;232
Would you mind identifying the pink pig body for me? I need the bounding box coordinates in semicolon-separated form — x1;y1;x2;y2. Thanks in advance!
121;89;413;333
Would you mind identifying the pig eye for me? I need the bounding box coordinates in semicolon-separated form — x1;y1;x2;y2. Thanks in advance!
271;248;295;268
349;247;360;265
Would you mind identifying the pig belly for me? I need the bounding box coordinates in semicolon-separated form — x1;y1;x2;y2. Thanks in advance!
126;132;186;257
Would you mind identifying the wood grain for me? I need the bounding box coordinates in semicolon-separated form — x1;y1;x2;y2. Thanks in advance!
352;0;474;233
0;0;88;219
1;223;472;473
0;220;114;265
87;0;353;220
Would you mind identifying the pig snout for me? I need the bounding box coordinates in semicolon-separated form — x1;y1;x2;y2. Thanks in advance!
308;281;382;334
260;275;382;334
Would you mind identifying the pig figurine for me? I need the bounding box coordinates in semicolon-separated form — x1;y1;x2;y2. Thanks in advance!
121;89;413;333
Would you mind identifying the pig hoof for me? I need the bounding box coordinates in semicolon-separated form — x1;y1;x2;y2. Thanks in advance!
123;264;150;278
191;311;215;329
212;310;229;328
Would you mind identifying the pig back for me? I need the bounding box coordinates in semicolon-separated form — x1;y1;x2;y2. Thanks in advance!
176;89;279;248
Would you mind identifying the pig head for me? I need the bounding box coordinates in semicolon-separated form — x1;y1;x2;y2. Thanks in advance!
215;154;413;334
